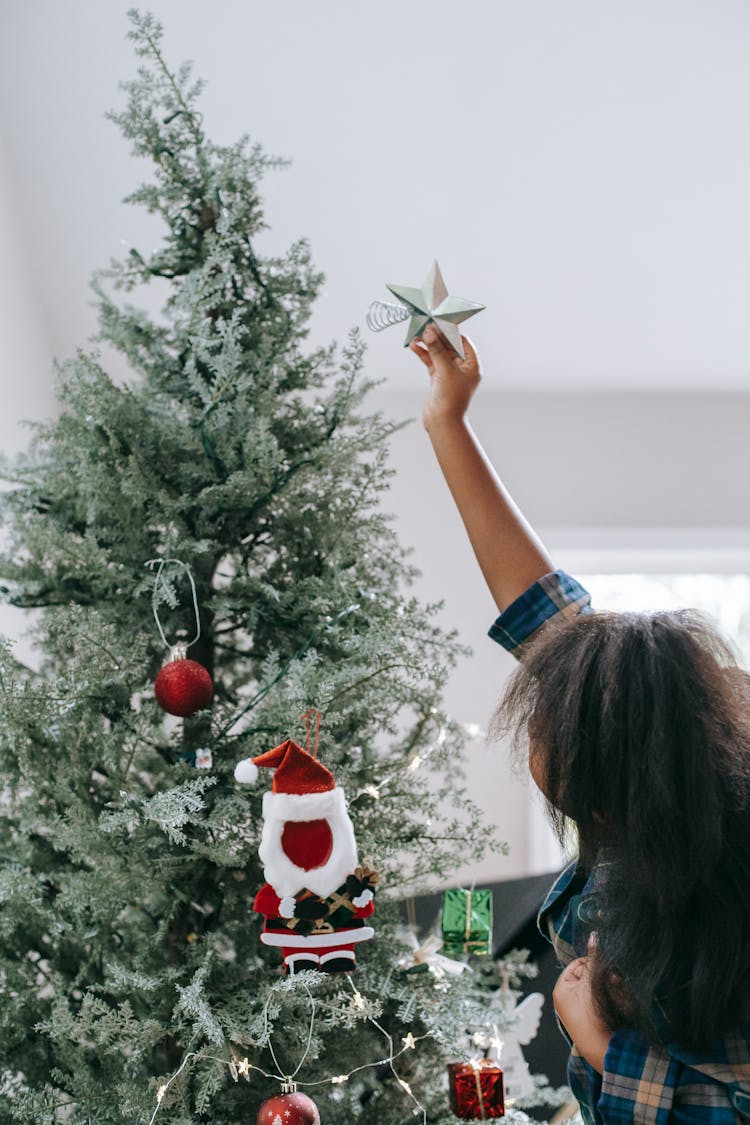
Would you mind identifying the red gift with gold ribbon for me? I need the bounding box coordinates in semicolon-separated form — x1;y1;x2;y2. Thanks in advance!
447;1059;505;1120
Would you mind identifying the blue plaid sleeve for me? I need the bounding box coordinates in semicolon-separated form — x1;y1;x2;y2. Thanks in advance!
488;570;592;656
597;1032;681;1125
568;1051;605;1125
571;1029;745;1125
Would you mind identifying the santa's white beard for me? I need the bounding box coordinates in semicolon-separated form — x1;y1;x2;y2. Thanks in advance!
259;787;359;898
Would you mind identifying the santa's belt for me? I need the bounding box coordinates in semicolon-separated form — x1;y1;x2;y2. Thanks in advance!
264;916;369;935
261;921;374;948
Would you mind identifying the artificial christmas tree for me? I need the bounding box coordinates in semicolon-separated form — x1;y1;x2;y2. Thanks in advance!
0;10;564;1123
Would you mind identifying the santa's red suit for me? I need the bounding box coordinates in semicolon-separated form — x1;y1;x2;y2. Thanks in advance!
234;738;377;974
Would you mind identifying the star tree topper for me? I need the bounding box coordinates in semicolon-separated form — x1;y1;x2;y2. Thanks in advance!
386;260;484;359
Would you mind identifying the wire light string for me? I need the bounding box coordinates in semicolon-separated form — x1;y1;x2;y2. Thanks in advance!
147;979;428;1123
355;716;484;807
355;715;449;804
145;558;202;653
262;980;317;1084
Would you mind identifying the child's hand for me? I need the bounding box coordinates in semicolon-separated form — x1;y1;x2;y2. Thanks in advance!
552;956;613;1074
409;325;481;432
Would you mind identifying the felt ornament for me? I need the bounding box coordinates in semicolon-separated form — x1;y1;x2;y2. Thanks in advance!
235;710;378;975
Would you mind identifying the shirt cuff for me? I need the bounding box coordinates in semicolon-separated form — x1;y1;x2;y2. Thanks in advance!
598;1031;679;1125
488;569;592;655
567;1050;603;1125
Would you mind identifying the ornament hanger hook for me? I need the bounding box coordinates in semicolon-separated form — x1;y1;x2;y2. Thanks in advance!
262;980;317;1082
145;558;202;652
301;708;321;759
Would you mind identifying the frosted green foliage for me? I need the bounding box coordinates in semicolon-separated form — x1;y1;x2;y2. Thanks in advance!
0;10;549;1124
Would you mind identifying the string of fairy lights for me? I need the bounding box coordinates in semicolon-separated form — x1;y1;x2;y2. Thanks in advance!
147;978;430;1124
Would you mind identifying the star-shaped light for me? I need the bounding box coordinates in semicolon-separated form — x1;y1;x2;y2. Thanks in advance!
386;261;484;359
489;1033;505;1055
402;1031;417;1050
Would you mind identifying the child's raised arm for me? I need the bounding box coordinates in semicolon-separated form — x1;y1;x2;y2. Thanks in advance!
412;325;553;613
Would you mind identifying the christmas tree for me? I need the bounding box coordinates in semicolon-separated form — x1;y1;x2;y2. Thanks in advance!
0;11;563;1123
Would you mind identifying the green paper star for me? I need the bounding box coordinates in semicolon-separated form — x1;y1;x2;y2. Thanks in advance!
386;260;485;359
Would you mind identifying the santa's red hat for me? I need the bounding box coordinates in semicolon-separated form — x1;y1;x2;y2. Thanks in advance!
234;738;334;792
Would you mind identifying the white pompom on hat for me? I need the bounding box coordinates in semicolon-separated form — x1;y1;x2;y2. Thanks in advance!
233;758;259;784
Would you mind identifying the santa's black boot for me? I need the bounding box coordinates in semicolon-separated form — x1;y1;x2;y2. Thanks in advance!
320;949;356;974
284;953;320;975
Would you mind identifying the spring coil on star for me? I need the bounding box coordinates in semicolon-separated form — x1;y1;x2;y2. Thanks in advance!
365;299;411;332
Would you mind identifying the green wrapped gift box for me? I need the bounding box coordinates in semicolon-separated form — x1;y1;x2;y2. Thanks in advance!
441;887;493;957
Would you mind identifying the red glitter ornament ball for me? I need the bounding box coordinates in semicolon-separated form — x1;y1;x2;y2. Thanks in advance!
154;655;213;717
256;1092;320;1125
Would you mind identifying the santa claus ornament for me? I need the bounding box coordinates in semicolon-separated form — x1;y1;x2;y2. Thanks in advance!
146;558;213;718
235;710;378;975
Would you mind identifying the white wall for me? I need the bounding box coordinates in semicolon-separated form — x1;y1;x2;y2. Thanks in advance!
0;153;56;448
4;1;750;392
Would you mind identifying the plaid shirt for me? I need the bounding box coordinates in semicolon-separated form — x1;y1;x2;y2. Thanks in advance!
489;571;750;1124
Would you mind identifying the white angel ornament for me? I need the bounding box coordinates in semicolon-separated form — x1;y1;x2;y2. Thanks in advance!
489;992;545;1102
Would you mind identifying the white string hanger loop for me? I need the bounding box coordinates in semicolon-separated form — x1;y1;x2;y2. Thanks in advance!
145;557;202;658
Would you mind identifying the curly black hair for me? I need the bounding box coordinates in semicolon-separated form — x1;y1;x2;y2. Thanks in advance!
492;608;750;1048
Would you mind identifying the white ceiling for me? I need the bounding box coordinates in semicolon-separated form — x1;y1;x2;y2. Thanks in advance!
2;0;750;392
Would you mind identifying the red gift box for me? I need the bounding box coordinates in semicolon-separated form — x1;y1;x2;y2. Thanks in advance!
447;1059;505;1120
